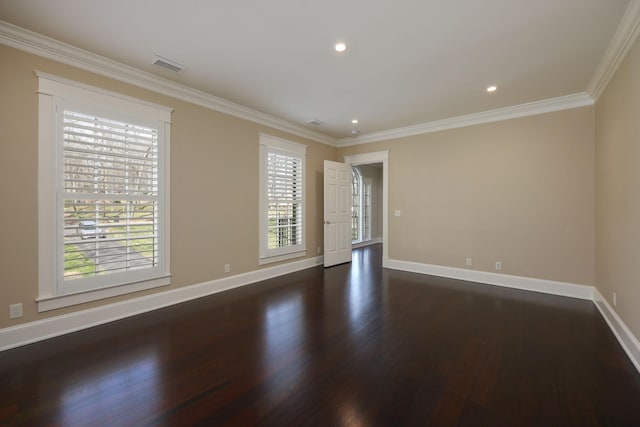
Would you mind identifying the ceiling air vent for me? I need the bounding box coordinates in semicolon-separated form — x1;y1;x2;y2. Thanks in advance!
151;55;184;73
307;119;325;127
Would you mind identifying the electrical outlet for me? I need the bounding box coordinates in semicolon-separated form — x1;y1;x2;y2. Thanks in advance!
317;246;321;254
466;258;473;267
613;292;617;307
224;264;230;273
9;303;23;319
495;261;502;271
394;210;401;217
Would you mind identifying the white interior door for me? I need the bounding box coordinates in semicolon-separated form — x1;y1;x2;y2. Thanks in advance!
324;160;352;267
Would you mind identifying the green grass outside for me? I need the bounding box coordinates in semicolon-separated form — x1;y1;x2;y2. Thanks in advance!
108;223;156;256
64;244;96;277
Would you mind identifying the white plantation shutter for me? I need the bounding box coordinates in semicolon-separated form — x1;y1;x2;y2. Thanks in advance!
259;135;306;262
62;110;160;285
267;151;303;249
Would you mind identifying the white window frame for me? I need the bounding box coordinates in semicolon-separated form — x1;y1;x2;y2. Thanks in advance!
259;133;307;264
37;71;172;312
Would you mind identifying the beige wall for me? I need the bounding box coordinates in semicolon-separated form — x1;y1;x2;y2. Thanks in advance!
595;35;640;339
0;41;602;336
339;107;596;285
0;44;337;328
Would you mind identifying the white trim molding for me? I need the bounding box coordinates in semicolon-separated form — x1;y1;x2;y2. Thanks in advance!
0;256;323;352
593;289;640;374
0;20;610;149
338;93;593;146
385;259;594;300
587;0;640;101
0;20;336;147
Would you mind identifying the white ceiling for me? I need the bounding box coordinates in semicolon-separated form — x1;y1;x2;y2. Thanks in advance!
0;0;633;139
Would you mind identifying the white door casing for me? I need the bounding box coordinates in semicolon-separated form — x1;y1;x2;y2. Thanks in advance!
324;160;352;267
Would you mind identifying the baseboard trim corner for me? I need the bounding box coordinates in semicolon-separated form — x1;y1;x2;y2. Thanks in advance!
593;289;640;374
0;256;322;352
384;258;640;373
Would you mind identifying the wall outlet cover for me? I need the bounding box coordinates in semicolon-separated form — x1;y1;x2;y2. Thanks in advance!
9;303;23;319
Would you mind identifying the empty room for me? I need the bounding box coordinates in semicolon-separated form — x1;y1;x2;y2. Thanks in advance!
1;0;640;425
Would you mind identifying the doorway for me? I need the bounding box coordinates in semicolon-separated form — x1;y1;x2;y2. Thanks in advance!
351;164;380;247
344;151;389;266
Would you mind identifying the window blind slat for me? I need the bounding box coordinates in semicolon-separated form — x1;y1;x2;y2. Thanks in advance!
64;126;156;143
63;131;157;150
63;147;158;164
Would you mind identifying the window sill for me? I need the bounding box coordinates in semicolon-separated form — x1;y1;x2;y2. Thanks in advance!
37;275;171;312
259;250;307;266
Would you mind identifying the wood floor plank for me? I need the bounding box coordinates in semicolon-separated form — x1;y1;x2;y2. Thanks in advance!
1;244;640;426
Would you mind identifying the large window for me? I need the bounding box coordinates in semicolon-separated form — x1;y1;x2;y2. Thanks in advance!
259;134;306;264
37;72;172;311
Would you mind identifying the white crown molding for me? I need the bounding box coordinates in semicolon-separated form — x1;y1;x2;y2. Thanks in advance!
587;0;640;101
3;13;632;149
0;255;323;352
338;93;594;147
0;20;337;147
385;258;594;300
593;289;640;374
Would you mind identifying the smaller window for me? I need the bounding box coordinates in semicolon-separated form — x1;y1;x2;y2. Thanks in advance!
259;134;307;264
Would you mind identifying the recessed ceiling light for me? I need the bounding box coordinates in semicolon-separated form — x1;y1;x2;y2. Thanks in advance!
351;119;358;124
335;42;347;52
487;85;497;93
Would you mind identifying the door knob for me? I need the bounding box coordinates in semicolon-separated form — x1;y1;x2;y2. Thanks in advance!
324;220;330;224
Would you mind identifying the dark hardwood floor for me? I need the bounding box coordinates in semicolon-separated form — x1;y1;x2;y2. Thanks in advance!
2;244;640;426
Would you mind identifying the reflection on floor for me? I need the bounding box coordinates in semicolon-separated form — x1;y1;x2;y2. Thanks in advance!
2;244;640;425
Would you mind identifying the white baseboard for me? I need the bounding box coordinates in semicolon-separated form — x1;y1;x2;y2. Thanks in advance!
386;258;640;374
593;289;640;373
0;256;323;352
352;237;382;249
385;258;594;300
4;254;639;377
